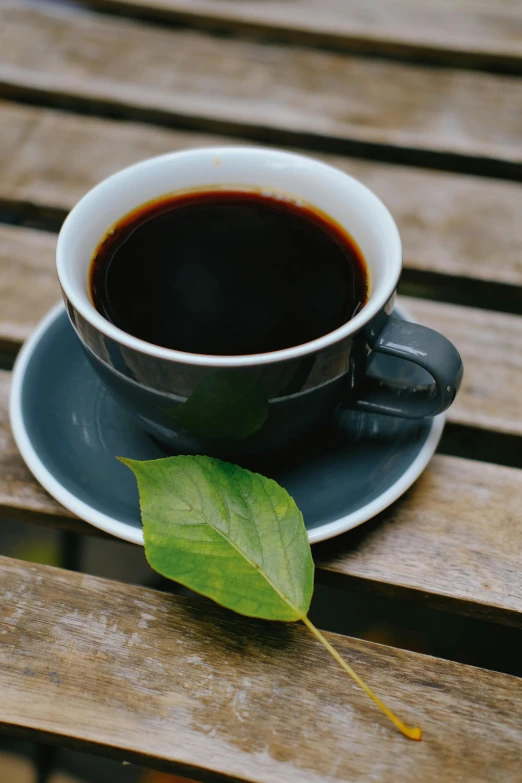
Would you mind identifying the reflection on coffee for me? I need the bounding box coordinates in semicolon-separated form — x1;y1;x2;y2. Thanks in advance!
90;189;368;356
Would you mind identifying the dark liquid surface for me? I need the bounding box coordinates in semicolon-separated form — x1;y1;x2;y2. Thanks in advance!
90;190;368;355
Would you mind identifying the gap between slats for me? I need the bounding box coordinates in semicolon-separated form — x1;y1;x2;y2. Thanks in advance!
76;0;522;75
0;102;521;317
1;555;522;783
2;233;522;441
1;365;522;628
0;1;521;180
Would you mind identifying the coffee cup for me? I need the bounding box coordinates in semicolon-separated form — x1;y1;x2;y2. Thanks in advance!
57;147;463;457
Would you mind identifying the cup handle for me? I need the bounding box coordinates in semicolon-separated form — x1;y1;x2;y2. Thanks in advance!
351;317;463;418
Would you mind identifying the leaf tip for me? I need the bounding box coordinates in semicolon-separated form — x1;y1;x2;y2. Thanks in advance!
116;456;136;469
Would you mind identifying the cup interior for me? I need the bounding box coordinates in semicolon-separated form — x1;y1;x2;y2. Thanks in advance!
57;147;401;363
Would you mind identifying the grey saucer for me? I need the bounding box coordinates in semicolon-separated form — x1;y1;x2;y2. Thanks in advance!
10;303;444;544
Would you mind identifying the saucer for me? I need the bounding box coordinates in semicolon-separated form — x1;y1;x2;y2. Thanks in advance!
10;303;444;545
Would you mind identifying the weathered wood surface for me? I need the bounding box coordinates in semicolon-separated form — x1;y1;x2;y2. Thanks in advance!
1;0;521;777
0;752;80;783
3;225;522;438
2;102;522;290
404;297;522;438
0;225;57;351
84;0;522;71
1;556;522;783
315;453;522;626
0;2;521;172
3;367;521;626
0;370;78;529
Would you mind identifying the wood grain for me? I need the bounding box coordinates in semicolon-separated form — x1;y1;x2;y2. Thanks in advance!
0;370;80;530
315;453;522;626
83;0;522;71
0;225;57;351
404;297;522;437
1;102;522;289
2;556;522;783
0;2;521;173
2;366;522;626
3;221;522;437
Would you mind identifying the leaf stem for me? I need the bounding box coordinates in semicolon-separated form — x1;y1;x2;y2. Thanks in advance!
301;616;422;741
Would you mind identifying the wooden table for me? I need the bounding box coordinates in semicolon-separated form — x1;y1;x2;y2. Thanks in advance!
1;1;522;781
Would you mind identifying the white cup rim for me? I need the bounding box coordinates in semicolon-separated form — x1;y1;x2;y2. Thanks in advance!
57;146;402;367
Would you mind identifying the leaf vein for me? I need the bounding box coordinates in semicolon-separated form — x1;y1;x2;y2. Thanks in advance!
257;475;298;604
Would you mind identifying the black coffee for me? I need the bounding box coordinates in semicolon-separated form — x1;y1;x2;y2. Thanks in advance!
90;190;368;355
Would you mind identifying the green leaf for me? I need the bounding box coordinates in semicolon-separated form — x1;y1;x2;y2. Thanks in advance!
120;455;314;621
169;371;269;442
120;454;422;740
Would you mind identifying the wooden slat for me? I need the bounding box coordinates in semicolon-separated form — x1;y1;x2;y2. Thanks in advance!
404;297;522;437
2;368;522;626
0;752;82;783
0;2;521;174
84;0;522;72
315;453;522;626
3;225;522;439
0;225;57;351
1;102;522;289
0;369;79;529
2;556;522;783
